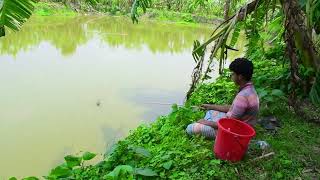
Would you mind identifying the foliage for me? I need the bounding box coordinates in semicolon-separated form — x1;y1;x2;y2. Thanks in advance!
40;0;248;24
310;72;320;106
146;9;198;23
0;0;38;37
187;71;236;106
299;0;320;33
131;0;151;23
45;152;96;179
34;2;76;16
130;0;248;22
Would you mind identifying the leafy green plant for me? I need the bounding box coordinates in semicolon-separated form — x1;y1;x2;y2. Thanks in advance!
256;88;286;103
47;152;96;179
0;0;38;37
22;177;39;180
131;0;151;23
104;165;134;179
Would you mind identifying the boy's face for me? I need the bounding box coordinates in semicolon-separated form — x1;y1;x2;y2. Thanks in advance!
231;71;241;86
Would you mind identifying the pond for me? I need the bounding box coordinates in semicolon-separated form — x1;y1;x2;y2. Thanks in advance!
0;15;220;178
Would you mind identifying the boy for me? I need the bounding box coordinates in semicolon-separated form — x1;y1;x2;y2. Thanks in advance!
186;58;259;139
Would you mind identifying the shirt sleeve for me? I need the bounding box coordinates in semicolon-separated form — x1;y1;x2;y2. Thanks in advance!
226;94;247;119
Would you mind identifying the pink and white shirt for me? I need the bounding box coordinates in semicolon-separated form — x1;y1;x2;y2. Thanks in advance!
226;82;260;126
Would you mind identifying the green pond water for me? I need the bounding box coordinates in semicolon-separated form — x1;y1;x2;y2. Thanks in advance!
0;15;244;178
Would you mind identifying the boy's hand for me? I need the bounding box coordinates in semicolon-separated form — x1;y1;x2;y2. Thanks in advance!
197;119;208;125
197;119;217;128
200;104;211;110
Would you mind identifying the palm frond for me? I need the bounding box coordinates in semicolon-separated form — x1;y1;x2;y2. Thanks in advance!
0;0;38;37
229;21;242;48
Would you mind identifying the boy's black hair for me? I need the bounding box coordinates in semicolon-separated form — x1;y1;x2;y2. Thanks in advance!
229;58;253;81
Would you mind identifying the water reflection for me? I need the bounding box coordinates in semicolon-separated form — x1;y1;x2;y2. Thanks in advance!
0;16;211;56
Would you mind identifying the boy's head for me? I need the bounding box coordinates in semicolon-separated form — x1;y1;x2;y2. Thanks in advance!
229;58;253;85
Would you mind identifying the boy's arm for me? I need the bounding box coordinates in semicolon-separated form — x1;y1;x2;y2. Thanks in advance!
197;119;218;129
201;104;231;113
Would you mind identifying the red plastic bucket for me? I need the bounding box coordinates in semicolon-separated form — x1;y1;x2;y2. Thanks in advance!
214;118;256;162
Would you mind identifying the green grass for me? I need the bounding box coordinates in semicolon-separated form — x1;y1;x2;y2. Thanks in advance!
34;2;218;25
34;2;77;16
142;8;221;25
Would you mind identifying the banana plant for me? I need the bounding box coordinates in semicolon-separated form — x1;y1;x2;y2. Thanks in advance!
186;0;266;99
0;0;38;37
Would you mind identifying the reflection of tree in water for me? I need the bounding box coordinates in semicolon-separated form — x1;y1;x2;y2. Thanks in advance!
0;16;92;56
0;16;213;56
87;17;212;53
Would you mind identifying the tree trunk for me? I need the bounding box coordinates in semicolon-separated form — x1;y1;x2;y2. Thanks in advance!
224;0;231;20
281;0;320;71
282;0;320;120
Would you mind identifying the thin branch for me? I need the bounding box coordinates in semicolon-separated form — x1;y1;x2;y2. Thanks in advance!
251;152;275;161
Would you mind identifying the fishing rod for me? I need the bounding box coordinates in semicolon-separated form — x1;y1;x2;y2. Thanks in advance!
143;102;201;110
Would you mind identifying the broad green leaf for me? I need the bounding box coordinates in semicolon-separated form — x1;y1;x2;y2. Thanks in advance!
135;168;158;177
256;88;268;99
162;161;173;170
0;0;37;37
82;151;96;161
95;160;113;170
49;164;72;178
104;171;116;180
171;104;178;112
129;146;151;158
9;178;18;180
105;165;134;179
115;165;134;173
105;144;118;158
265;96;274;102
271;89;285;97
22;177;38;180
64;155;82;168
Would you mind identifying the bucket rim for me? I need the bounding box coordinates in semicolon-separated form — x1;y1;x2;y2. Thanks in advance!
217;118;256;137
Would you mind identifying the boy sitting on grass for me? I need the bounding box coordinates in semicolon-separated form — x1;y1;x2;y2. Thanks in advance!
186;58;260;139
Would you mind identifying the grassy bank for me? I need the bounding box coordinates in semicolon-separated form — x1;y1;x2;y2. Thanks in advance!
142;9;222;25
33;2;221;25
22;51;319;179
34;2;77;16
